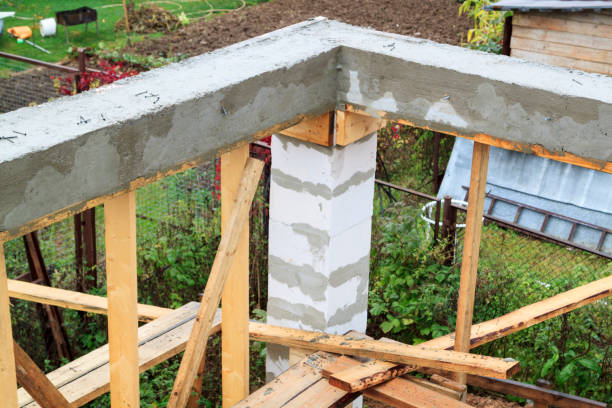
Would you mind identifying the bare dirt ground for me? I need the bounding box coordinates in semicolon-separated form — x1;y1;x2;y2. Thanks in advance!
131;0;471;57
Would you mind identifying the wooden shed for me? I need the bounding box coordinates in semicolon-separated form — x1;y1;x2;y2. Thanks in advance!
488;0;612;75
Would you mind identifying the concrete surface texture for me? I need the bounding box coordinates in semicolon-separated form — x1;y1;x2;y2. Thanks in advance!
1;17;611;238
266;133;376;381
439;138;612;253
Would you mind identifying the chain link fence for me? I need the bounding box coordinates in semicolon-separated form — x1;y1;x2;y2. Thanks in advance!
372;177;611;401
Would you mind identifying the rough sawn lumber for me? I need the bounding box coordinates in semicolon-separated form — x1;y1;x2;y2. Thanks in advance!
14;341;74;408
167;157;264;408
18;302;221;408
249;322;519;379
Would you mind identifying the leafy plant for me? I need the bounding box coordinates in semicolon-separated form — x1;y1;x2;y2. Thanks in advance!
459;0;512;53
368;204;459;343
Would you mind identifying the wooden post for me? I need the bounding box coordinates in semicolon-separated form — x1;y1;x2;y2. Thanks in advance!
74;213;84;294
105;191;139;408
221;145;250;407
441;195;457;266
502;16;513;57
14;341;73;408
453;142;490;386
83;208;97;290
432;132;441;194
23;232;72;361
168;158;263;408
0;243;18;407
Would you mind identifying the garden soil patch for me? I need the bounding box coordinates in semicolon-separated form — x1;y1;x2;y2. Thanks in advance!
131;0;471;57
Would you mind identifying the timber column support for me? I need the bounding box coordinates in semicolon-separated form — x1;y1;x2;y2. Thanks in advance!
221;145;251;407
0;243;18;407
105;191;139;408
453;142;490;386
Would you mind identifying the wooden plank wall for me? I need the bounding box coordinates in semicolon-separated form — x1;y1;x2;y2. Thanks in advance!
512;11;612;75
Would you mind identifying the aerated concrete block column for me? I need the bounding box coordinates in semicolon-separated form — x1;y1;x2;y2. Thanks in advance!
266;132;377;381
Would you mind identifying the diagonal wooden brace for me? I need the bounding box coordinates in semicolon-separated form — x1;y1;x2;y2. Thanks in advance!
167;157;264;408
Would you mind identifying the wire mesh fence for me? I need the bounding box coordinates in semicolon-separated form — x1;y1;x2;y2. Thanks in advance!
0;65;61;113
372;180;611;399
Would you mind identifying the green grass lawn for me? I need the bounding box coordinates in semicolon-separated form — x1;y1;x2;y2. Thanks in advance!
0;0;262;74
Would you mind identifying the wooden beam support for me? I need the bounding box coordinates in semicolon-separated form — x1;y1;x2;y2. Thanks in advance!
221;145;251;407
335;110;385;146
249;322;519;379
426;274;612;351
7;279;170;322
17;303;220;408
104;190;139;408
23;232;72;361
366;376;470;408
466;375;607;408
14;341;73;408
328;359;414;392
233;352;336;408
343;105;612;174
280;111;386;147
453;141;490;385
168;157;264;408
0;244;18;408
279;113;335;146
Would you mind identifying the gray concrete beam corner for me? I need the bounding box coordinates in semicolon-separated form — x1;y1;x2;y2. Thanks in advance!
1;17;611;237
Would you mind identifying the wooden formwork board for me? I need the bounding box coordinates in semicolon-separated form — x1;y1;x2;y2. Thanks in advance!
18;302;221;408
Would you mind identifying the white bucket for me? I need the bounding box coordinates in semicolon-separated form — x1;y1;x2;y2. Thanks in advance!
40;18;56;37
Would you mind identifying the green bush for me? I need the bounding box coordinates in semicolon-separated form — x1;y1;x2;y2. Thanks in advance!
459;0;512;53
368;206;611;402
368;204;459;343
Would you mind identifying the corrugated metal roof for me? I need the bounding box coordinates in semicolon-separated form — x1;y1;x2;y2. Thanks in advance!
438;138;612;254
486;0;612;12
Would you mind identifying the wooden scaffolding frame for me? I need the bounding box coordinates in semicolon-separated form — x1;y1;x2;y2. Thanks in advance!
0;47;610;406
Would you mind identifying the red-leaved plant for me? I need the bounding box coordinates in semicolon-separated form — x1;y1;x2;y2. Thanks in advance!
51;59;138;95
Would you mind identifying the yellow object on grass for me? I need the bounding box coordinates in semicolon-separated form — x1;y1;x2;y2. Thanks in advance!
7;26;32;40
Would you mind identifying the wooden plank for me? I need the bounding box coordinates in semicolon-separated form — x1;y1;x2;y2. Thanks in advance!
221;145;250;407
168;157;264;408
365;376;471;408
104;190;139;408
13;341;73;408
512;26;612;52
322;354;467;408
429;374;466;394
467;375;606;408
233;352;335;408
426;275;612;351
511;37;612;64
335;110;385;146
405;376;462;400
280;112;334;146
7;279;170;322
471;132;612;173
324;353;462;399
328;359;414;392
20;303;221;408
453;142;489;385
511;49;612;75
281;378;358;408
0;244;19;408
248;322;519;379
344;105;612;174
513;14;612;39
547;11;612;27
289;347;312;366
